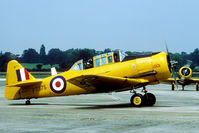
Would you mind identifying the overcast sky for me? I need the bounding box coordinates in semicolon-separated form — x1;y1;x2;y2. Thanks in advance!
1;0;199;54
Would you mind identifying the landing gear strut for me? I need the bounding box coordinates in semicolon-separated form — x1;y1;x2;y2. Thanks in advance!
196;83;199;91
182;85;185;91
26;99;31;105
130;86;156;107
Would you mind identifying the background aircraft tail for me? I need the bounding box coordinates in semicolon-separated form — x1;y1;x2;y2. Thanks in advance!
5;60;36;100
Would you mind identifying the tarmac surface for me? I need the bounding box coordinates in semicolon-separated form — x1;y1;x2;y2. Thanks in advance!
1;80;199;133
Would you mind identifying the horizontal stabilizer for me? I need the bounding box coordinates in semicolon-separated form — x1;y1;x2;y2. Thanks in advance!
7;79;42;87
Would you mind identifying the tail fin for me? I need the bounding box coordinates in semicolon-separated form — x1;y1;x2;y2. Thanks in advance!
5;60;36;100
6;60;35;86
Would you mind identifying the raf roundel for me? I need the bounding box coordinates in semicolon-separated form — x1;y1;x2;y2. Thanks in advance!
50;76;66;93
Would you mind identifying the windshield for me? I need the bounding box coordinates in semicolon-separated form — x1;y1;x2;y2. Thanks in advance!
119;50;126;61
71;60;83;71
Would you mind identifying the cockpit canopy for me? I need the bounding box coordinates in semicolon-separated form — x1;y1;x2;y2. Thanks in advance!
71;59;84;71
70;50;126;71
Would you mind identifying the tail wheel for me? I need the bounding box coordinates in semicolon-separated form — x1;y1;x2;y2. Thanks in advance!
143;93;156;106
26;99;31;105
130;93;143;107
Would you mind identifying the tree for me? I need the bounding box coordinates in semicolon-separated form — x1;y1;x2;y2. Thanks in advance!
104;48;112;53
47;48;63;67
0;52;14;71
78;48;96;61
190;48;199;66
21;48;39;63
125;51;134;56
181;52;189;65
40;44;46;56
170;53;184;70
39;44;46;63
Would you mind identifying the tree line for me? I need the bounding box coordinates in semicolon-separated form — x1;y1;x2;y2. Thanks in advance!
0;44;199;72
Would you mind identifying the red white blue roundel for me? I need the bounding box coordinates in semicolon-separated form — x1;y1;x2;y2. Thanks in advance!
50;76;66;93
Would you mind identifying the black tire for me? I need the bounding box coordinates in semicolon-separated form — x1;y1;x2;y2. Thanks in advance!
26;100;31;105
172;84;174;91
130;93;143;107
143;93;156;106
196;84;199;91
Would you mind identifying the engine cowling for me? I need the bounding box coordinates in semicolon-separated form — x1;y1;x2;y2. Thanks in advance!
179;66;192;79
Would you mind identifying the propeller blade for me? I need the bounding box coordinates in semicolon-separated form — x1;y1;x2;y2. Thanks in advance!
165;41;179;90
165;41;169;55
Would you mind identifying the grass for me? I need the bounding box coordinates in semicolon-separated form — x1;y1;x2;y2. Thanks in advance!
21;63;59;70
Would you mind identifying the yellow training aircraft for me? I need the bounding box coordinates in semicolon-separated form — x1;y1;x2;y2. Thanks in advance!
5;51;172;107
162;66;199;91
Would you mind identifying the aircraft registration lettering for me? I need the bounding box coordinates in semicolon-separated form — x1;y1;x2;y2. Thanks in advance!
40;85;46;90
153;64;160;68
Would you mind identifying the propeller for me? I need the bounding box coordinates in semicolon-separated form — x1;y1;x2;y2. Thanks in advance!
165;41;179;90
181;60;192;82
181;68;187;81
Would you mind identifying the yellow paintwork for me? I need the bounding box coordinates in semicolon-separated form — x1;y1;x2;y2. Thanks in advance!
5;52;171;100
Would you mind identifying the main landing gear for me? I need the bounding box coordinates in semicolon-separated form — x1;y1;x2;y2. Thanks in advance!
130;87;156;107
196;83;199;91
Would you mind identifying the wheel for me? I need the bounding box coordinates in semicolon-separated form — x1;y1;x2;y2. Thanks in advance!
196;83;199;91
143;93;156;106
172;84;174;91
26;100;31;105
130;93;143;107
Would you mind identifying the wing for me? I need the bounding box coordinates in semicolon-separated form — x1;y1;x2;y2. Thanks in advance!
188;78;199;83
68;74;149;92
161;78;199;84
